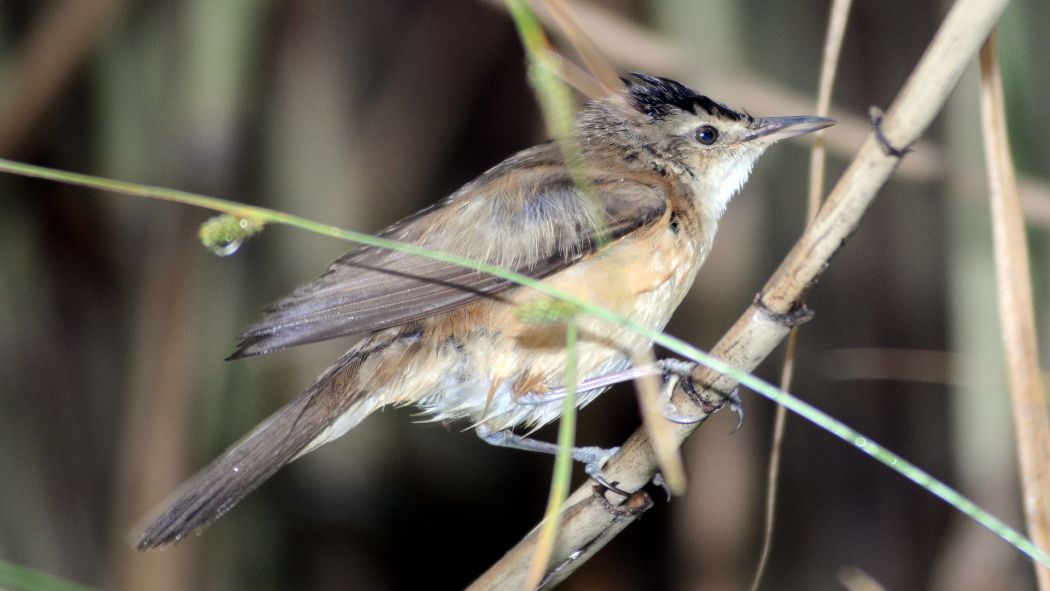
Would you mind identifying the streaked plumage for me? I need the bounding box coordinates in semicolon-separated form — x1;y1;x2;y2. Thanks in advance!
135;73;832;549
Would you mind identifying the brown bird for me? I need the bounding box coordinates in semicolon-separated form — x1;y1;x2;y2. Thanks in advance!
135;73;832;549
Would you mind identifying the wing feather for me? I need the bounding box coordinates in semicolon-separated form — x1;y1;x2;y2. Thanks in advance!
231;145;667;358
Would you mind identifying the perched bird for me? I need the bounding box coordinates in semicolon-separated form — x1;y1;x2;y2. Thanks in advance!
135;73;832;549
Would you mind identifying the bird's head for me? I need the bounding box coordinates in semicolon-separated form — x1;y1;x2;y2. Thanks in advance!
577;73;834;215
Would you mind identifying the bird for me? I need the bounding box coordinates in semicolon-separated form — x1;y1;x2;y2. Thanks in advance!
134;73;833;549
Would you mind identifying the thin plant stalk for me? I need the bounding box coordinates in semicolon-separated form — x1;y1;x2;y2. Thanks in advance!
542;0;621;93
751;1;852;588
979;29;1050;590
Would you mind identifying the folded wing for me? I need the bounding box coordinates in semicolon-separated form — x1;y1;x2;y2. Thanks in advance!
231;146;667;358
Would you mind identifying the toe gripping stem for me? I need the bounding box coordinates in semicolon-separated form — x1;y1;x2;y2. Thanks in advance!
658;359;744;431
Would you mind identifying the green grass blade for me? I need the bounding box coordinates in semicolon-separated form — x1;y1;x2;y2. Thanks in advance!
0;559;100;591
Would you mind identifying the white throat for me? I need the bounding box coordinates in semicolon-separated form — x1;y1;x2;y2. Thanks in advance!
695;148;764;217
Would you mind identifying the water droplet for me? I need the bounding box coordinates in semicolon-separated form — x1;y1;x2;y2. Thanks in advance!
210;237;244;257
233;464;241;473
854;437;867;448
198;214;264;257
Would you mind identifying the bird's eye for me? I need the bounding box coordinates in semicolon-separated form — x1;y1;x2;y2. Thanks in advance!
695;125;719;145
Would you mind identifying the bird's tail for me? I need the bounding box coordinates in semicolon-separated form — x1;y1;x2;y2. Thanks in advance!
134;345;379;550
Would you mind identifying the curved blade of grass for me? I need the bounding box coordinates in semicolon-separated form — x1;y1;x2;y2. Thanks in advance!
0;559;100;591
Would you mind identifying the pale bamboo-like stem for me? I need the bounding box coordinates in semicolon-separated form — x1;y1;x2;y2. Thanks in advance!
979;29;1050;591
469;0;1012;587
751;1;852;588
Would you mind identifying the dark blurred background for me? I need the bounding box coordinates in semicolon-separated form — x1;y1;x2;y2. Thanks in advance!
1;1;1048;589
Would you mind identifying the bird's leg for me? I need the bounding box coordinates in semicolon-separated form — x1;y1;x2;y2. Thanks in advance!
475;424;628;496
517;360;744;429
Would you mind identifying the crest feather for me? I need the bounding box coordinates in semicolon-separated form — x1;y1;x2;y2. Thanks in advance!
625;73;750;123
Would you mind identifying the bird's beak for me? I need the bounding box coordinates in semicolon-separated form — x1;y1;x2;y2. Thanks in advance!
742;115;835;144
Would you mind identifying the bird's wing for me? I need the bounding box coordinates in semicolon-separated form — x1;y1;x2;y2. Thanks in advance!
230;147;667;358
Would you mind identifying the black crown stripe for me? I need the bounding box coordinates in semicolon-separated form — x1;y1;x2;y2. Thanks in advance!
626;73;751;123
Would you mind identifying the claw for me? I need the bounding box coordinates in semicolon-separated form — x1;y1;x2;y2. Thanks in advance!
656;359;704;423
576;446;630;497
660;402;704;424
726;388;744;433
585;462;630;497
657;358;745;429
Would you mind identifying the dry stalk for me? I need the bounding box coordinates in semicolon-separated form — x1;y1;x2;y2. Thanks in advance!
979;30;1050;590
540;0;621;94
469;0;1012;587
752;3;854;588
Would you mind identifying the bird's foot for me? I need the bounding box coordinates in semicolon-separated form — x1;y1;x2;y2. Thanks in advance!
657;359;744;430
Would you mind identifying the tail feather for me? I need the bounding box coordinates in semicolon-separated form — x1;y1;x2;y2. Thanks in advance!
135;350;370;550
